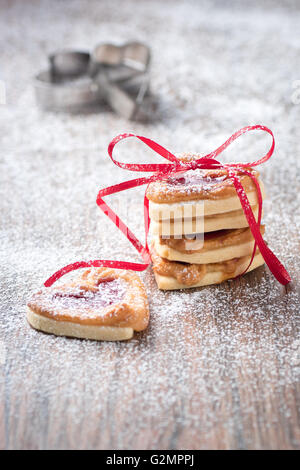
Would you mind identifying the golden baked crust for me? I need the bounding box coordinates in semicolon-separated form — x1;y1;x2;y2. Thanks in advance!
159;226;265;254
151;206;260;235
150;242;262;286
26;308;135;341
146;167;260;203
151;244;206;285
159;205;258;224
27;268;149;331
153;251;265;290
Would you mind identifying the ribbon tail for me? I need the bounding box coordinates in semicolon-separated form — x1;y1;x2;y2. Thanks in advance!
234;169;263;276
144;190;150;252
230;172;291;285
96;177;155;264
44;177;154;287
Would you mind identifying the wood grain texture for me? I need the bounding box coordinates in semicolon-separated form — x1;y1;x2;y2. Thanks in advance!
0;0;299;450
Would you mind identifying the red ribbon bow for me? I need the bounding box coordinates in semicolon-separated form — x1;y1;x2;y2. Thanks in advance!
44;124;291;287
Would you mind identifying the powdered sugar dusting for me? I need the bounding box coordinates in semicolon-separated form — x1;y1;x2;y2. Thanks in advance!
167;169;228;192
29;278;127;320
0;0;299;450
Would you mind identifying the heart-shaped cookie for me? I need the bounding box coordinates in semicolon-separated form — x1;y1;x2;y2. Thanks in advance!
27;268;149;341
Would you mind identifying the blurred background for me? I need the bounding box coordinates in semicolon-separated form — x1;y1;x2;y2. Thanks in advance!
1;0;300;153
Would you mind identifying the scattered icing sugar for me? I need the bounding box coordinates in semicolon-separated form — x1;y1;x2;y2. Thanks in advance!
0;0;299;450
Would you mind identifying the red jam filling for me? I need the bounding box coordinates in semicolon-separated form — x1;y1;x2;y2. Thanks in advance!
167;170;228;188
52;278;126;310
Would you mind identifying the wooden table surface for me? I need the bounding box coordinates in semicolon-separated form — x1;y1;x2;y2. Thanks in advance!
0;0;299;450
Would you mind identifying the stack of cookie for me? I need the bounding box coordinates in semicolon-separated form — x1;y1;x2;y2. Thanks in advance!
146;156;265;290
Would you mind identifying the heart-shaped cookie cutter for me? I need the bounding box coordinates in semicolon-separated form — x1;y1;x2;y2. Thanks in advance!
34;42;152;119
50;50;91;77
91;42;150;79
34;50;103;112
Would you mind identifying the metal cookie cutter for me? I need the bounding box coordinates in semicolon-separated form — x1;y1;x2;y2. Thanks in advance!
34;50;103;112
91;42;153;120
95;72;150;121
34;42;153;120
91;42;150;80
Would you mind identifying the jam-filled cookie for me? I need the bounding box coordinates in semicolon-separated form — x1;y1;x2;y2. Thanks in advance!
154;226;265;265
150;243;264;290
146;164;265;221
27;268;149;341
150;206;260;237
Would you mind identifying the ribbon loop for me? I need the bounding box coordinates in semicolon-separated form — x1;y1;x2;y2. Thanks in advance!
44;125;291;287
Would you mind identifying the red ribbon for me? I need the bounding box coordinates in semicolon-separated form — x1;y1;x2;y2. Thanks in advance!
44;125;291;287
